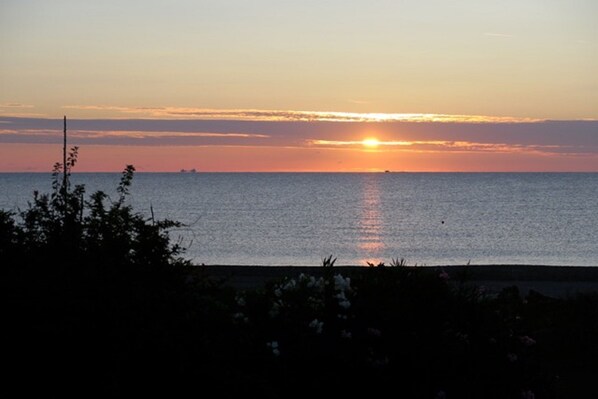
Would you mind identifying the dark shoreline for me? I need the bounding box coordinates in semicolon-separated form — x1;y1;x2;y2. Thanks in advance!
199;264;598;296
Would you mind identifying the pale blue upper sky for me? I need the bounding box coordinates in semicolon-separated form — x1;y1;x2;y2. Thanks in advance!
1;0;597;119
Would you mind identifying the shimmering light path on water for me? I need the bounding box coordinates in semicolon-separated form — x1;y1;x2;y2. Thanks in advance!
1;173;597;266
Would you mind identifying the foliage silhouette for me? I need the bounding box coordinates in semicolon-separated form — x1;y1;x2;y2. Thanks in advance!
1;150;197;397
2;153;598;398
1;149;187;273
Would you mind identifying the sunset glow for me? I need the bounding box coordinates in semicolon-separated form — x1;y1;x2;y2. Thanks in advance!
0;1;596;172
2;3;598;393
362;138;380;148
1;116;597;172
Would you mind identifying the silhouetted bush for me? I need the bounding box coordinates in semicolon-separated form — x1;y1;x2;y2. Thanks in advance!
1;150;198;397
2;153;598;398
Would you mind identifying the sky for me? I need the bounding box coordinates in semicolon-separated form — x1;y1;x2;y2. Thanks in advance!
1;0;597;172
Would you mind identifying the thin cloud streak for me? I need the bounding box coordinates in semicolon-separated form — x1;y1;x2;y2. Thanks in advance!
0;103;34;108
310;139;574;156
70;130;270;139
0;103;45;118
0;129;269;146
62;105;543;123
1;117;597;170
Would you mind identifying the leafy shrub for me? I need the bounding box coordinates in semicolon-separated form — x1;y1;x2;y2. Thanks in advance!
2;152;597;398
1;149;197;397
1;148;186;272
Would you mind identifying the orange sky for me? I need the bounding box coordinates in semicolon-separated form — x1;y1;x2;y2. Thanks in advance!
1;2;596;172
0;142;591;173
1;115;597;172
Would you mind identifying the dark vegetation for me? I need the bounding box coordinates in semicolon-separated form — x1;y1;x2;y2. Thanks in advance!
2;151;598;398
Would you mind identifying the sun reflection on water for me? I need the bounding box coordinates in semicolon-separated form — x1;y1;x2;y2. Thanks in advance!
358;174;385;265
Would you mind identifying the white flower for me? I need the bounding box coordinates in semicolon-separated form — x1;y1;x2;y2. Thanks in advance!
340;329;352;339
235;295;246;307
455;332;469;343
283;279;297;290
233;312;249;323
435;391;447;399
309;318;324;334
307;276;317;288
337;314;348;320
335;290;351;310
274;288;282;297
307;276;325;290
267;341;280;356
519;335;536;346
367;328;382;337
269;301;283;318
334;274;351;291
307;296;323;309
368;355;389;368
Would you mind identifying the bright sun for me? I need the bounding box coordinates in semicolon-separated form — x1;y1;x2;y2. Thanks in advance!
362;138;380;148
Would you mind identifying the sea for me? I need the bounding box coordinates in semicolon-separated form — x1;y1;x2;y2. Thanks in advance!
1;172;597;266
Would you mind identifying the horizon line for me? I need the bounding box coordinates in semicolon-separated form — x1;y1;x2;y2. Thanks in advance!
4;170;598;174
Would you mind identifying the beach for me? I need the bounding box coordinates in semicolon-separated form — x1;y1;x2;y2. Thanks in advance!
201;265;598;297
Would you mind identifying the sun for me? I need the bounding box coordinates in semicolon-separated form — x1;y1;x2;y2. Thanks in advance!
362;138;380;148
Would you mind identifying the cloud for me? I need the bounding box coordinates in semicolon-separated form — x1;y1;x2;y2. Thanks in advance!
308;138;576;156
0;103;44;117
2;117;597;158
0;129;269;146
63;105;542;123
0;103;35;108
0;112;47;117
0;103;46;118
71;130;269;139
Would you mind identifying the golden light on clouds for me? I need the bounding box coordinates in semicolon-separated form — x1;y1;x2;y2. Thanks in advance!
59;106;547;123
308;138;570;156
1;115;597;172
310;139;413;147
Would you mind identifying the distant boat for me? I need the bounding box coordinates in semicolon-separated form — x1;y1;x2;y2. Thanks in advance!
384;170;391;173
180;168;197;173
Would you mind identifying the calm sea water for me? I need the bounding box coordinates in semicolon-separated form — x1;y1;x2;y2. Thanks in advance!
1;173;597;266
